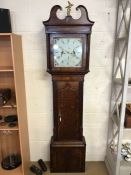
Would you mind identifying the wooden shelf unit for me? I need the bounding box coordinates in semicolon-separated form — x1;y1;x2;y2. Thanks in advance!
1;98;17;108
0;33;30;175
0;66;14;72
0;165;23;175
0;124;18;131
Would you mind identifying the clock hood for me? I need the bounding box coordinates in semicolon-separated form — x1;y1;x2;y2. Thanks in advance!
43;5;94;26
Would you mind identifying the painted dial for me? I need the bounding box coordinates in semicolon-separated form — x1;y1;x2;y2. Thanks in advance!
53;38;83;67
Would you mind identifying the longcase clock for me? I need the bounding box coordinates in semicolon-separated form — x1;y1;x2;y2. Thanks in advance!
43;4;94;172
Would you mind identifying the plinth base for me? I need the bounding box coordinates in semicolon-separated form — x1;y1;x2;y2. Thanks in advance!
50;136;86;172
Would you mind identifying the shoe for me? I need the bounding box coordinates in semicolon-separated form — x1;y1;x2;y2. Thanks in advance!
30;164;43;175
38;159;47;172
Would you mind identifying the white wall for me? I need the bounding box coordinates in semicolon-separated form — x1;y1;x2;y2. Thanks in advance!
0;0;117;161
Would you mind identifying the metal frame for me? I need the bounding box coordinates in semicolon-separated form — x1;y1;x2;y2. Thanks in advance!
105;0;131;174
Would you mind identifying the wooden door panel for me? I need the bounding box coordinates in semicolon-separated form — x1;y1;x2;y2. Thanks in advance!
51;146;85;172
53;81;83;140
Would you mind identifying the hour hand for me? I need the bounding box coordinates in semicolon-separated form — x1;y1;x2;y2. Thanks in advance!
71;50;76;56
61;50;64;57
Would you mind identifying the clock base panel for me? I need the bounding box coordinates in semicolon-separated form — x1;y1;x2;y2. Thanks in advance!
50;136;86;172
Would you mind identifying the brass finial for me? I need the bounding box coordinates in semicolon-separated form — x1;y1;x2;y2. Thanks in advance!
65;1;74;16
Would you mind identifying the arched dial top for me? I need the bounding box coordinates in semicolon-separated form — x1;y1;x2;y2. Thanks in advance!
43;5;94;26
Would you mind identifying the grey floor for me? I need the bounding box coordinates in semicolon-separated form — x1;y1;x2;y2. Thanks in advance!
30;162;109;175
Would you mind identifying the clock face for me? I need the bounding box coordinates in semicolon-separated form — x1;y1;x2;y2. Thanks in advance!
53;38;83;67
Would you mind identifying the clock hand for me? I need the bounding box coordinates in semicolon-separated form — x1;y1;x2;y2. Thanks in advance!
73;50;75;55
61;50;67;57
61;50;64;57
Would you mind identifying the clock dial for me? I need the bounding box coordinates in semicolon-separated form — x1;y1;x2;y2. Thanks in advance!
53;38;82;67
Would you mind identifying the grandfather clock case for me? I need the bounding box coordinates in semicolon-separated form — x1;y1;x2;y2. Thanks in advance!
43;5;94;172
